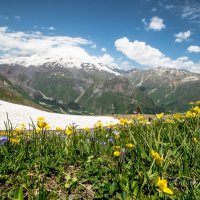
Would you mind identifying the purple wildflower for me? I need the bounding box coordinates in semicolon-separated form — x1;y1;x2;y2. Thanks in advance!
0;136;8;145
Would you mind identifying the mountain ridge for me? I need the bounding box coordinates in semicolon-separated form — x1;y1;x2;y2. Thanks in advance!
0;56;200;114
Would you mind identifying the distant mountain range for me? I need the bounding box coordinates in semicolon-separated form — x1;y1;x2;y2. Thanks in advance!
0;55;200;114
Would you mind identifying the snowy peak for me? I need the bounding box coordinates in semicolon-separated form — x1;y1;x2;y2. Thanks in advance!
0;54;120;75
152;66;200;82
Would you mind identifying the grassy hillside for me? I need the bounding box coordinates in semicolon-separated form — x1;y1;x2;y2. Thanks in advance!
0;74;52;112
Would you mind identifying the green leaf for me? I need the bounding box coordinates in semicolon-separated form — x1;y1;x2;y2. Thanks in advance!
72;176;77;183
64;182;71;189
14;186;24;200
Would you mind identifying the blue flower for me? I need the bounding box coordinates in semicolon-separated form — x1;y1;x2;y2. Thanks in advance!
102;141;107;146
109;138;114;143
0;136;8;145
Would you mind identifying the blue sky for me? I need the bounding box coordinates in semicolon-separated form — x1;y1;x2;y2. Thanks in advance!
0;0;199;72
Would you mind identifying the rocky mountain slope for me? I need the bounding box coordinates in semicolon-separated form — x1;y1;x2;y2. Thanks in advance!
0;73;52;112
125;67;200;112
0;56;200;114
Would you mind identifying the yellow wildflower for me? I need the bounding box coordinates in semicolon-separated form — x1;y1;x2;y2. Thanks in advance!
56;126;63;131
185;111;197;118
195;100;200;105
37;117;45;121
107;123;114;129
164;118;175;124
156;113;164;119
36;128;41;134
173;113;183;120
94;120;103;129
37;121;47;128
127;119;133;124
84;127;89;132
10;138;20;144
137;115;144;120
157;177;173;195
126;143;135;148
15;127;22;133
66;126;73;136
0;131;6;136
44;123;50;130
151;150;164;166
37;117;48;128
138;119;149;125
115;145;120;149
120;118;128;126
113;151;120;156
192;106;200;114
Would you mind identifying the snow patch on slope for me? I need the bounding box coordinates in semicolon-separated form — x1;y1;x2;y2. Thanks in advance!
0;100;119;130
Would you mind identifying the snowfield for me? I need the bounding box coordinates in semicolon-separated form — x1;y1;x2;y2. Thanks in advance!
0;100;119;130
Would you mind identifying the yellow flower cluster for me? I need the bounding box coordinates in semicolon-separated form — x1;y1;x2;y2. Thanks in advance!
119;118;129;126
84;127;89;132
157;177;173;195
10;138;20;144
65;126;73;136
151;150;164;166
56;126;63;131
156;113;164;119
113;150;120;156
94;120;103;129
126;143;135;148
37;117;49;129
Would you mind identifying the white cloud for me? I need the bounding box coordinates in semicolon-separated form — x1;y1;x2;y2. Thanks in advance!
115;37;200;73
48;26;55;30
181;2;200;22
0;26;119;70
101;47;107;52
148;16;166;31
0;26;93;59
95;53;117;67
142;16;166;31
187;45;200;53
175;30;191;43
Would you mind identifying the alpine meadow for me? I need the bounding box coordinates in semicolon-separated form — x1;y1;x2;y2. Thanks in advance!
0;0;200;199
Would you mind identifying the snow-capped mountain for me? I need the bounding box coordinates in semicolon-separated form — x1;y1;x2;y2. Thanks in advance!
0;54;120;75
0;55;200;114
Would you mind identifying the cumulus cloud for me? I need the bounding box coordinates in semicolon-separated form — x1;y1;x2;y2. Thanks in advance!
175;30;191;43
187;45;200;53
142;16;166;31
101;47;107;52
0;26;95;60
94;53;117;67
0;26;118;69
148;16;166;31
115;37;200;73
